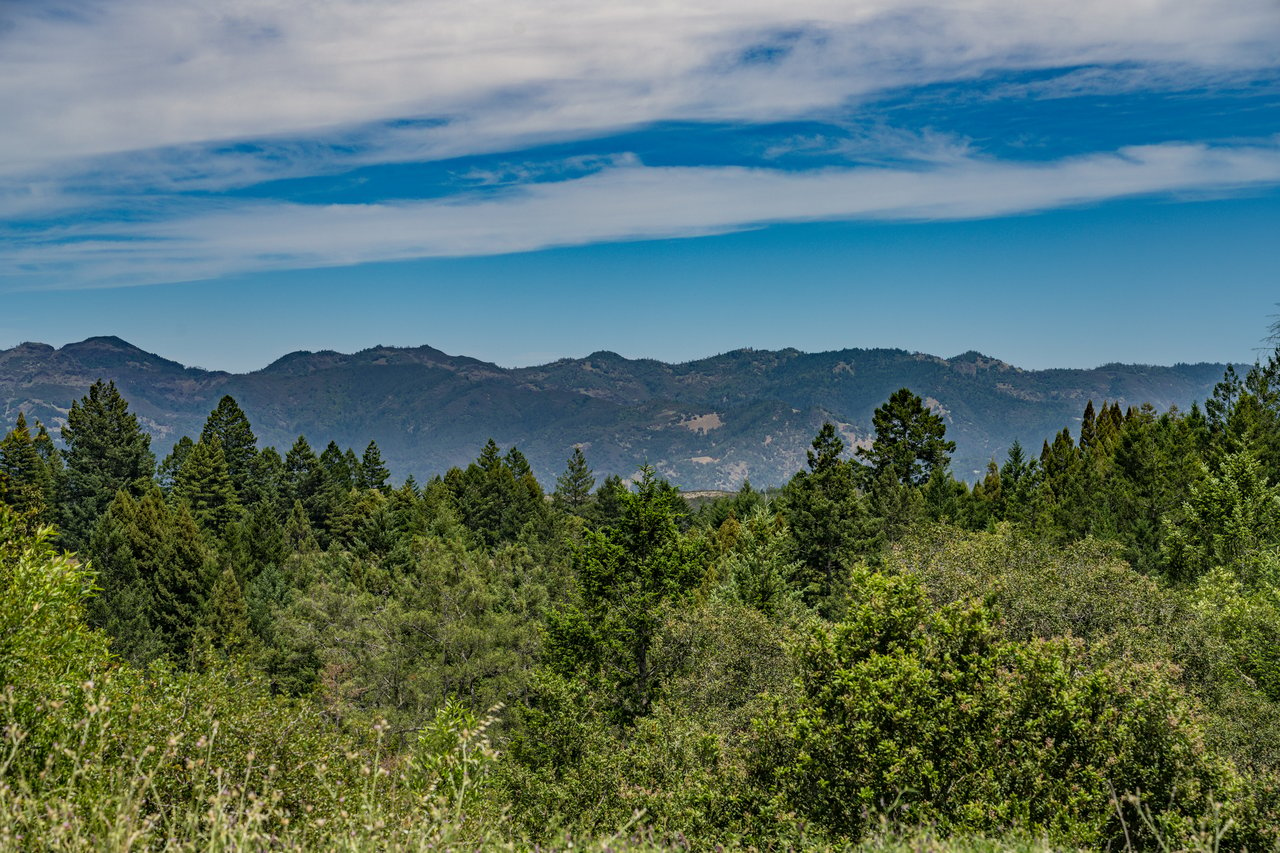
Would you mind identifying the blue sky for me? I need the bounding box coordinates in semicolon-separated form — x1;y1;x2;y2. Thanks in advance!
1;0;1278;372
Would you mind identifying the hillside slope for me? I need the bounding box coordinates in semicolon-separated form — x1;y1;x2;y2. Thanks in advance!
0;337;1229;488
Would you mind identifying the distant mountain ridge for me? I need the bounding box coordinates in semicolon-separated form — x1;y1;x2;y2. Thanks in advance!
0;337;1230;489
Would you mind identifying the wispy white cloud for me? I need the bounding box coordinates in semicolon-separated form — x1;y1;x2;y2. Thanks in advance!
2;0;1277;287
2;0;1277;190
6;140;1279;289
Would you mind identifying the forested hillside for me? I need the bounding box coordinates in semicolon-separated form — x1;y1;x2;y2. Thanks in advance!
0;336;1227;488
2;346;1280;849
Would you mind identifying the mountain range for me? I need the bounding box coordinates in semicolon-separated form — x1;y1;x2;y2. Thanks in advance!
0;336;1230;490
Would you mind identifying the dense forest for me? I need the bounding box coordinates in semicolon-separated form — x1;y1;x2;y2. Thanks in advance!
3;346;1280;850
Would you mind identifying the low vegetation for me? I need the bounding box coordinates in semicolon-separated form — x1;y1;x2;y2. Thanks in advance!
2;347;1280;850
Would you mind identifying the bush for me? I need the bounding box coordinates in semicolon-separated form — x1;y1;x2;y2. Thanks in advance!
758;567;1235;847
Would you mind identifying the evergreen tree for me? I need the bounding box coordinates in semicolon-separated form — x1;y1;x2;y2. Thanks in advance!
1107;406;1205;573
0;413;52;525
713;506;802;617
173;436;242;534
1079;400;1098;452
88;487;210;662
1163;451;1280;583
59;380;156;550
589;474;628;528
199;395;259;500
1000;439;1032;501
198;564;255;655
553;447;596;513
248;446;287;510
320;441;353;491
476;438;502;472
544;466;706;722
856;388;956;486
359;440;391;491
283;498;319;552
504;447;534;480
158;436;194;494
31;420;62;512
285;436;327;528
781;422;871;604
447;441;549;548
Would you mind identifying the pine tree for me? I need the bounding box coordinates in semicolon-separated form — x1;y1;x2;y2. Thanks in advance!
88;487;210;662
32;421;62;511
284;498;319;552
477;439;502;473
546;465;706;722
285;436;327;527
589;474;627;527
781;422;871;604
59;380;156;550
359;440;391;491
320;441;353;490
198;564;255;655
248;447;287;509
504;447;533;479
158;436;194;493
174;435;242;533
1079;400;1098;452
200;396;259;501
86;492;166;663
855;388;956;486
0;413;52;524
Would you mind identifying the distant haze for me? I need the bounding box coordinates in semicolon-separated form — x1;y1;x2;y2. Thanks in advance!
0;336;1231;490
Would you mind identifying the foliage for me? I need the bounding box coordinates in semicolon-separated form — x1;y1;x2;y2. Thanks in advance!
760;567;1233;847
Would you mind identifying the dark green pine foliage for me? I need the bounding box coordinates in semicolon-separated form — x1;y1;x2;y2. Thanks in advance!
59;380;156;551
285;436;326;528
88;487;211;663
921;465;972;529
199;395;259;501
359;440;391;492
588;474;627;528
552;448;596;514
283;498;319;553
867;464;927;548
855;387;956;486
966;460;1003;529
997;439;1039;525
447;440;549;548
1038;427;1084;539
248;447;287;510
158;436;195;494
1106;406;1206;573
1205;351;1280;481
320;441;354;491
504;447;533;479
0;413;53;525
32;421;62;511
543;465;705;723
780;422;870;604
173;436;242;534
197;564;255;655
1078;400;1099;452
315;441;355;533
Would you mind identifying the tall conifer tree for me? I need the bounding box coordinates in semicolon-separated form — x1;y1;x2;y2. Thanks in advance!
360;440;391;491
200;395;259;500
174;436;242;534
59;380;155;550
0;413;52;524
553;447;596;512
